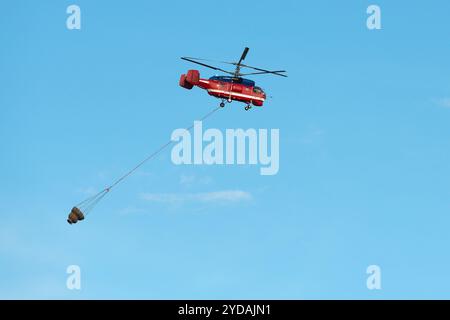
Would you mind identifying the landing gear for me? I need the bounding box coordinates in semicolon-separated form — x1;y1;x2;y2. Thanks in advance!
220;101;225;108
245;105;252;111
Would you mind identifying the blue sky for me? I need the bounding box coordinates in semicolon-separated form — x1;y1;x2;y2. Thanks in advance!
1;0;450;299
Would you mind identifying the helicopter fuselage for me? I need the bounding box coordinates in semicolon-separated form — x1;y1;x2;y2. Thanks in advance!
180;70;266;107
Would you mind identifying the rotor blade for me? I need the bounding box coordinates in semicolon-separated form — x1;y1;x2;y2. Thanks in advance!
181;57;235;75
240;70;288;77
183;56;246;68
239;63;288;77
237;47;249;65
182;57;225;63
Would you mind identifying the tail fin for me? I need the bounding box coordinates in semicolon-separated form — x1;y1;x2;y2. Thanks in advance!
179;70;200;89
179;74;193;89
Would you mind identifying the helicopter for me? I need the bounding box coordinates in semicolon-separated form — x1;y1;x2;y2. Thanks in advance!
179;47;287;111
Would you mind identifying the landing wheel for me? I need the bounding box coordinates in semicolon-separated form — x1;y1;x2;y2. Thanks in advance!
245;105;251;111
220;102;225;108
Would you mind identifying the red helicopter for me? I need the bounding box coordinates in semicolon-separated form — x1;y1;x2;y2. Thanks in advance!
179;47;287;110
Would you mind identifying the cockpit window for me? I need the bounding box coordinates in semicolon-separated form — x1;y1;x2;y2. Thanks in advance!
253;86;264;94
209;76;255;87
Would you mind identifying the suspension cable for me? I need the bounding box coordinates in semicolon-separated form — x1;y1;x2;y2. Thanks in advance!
73;106;221;216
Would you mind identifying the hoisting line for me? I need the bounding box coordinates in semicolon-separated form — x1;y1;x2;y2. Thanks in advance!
74;106;221;215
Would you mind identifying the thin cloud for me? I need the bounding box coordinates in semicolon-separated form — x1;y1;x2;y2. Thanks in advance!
118;206;146;215
76;186;98;196
140;190;252;204
196;190;251;202
434;98;450;108
179;174;213;187
179;174;196;186
299;126;325;144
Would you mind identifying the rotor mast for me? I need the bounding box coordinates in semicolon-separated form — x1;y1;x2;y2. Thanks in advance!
233;47;249;78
